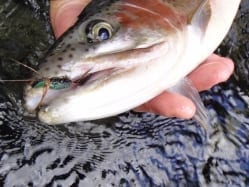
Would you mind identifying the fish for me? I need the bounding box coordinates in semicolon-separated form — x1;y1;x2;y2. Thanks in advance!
23;0;241;125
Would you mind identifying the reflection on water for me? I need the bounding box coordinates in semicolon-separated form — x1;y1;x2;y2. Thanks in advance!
0;0;249;186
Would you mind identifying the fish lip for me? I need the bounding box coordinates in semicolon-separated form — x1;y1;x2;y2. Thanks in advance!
72;67;124;87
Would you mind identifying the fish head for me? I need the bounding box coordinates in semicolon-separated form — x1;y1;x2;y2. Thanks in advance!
23;0;240;124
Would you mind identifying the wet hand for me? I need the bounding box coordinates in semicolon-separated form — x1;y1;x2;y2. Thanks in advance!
50;0;234;119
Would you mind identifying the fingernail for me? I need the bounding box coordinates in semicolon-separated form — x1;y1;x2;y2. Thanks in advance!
218;58;235;81
177;104;196;119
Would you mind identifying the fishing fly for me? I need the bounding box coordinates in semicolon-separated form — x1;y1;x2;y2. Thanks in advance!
0;58;73;109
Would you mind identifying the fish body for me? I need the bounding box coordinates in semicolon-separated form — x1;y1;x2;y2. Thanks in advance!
24;0;241;124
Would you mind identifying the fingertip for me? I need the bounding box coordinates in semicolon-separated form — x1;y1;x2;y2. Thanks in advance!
221;57;234;79
189;56;234;91
50;0;91;38
52;4;83;38
210;56;234;81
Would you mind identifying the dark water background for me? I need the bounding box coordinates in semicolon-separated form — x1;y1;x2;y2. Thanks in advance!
0;0;249;186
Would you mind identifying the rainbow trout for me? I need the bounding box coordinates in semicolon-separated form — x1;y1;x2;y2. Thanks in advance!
24;0;241;124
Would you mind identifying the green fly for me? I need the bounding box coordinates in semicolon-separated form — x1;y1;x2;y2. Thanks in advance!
32;77;72;90
30;77;73;110
0;59;73;109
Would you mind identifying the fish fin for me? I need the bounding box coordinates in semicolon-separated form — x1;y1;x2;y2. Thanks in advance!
188;0;211;34
168;78;210;130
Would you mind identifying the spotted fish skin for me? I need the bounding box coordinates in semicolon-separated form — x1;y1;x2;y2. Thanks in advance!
23;0;240;124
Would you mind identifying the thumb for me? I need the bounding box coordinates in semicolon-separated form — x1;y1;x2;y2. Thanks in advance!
50;0;90;38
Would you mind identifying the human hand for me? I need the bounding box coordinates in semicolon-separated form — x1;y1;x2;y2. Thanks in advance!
50;0;234;119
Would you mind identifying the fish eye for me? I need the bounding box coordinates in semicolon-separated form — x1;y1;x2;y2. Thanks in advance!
86;20;114;43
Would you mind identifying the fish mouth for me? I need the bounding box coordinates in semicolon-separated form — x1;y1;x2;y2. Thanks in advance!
72;67;124;88
24;67;127;112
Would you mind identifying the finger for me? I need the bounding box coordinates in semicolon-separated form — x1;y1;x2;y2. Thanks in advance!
188;54;234;91
50;0;90;38
135;91;196;119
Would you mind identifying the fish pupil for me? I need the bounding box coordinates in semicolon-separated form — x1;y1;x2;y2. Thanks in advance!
98;28;110;40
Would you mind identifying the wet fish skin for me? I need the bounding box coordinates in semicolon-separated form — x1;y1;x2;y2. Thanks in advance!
23;0;241;124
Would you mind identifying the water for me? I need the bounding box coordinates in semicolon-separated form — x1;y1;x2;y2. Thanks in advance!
0;0;249;186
